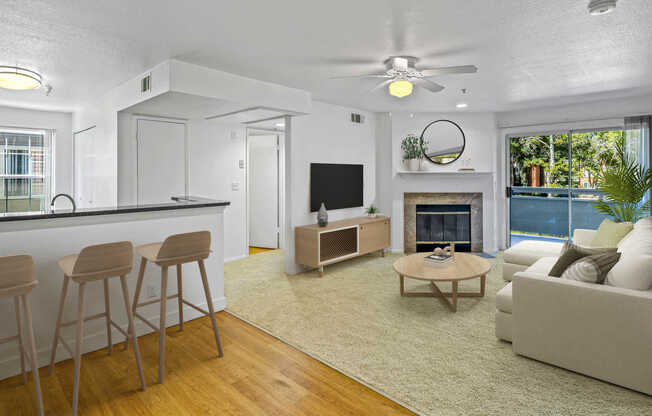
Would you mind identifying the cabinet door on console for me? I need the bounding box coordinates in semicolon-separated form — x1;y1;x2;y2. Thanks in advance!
359;219;390;254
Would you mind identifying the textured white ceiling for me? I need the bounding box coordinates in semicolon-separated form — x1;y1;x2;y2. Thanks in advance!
1;0;651;113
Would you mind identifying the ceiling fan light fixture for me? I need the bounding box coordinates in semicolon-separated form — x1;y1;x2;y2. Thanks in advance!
588;0;617;15
0;66;42;90
389;79;413;98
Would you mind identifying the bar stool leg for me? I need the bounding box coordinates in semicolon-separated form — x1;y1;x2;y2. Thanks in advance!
22;294;44;416
14;296;27;384
198;260;224;357
177;264;184;331
119;276;146;391
72;282;87;416
103;279;113;355
158;266;168;383
126;258;147;351
48;275;70;376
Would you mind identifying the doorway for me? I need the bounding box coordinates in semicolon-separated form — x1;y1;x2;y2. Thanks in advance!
506;128;628;247
247;128;283;255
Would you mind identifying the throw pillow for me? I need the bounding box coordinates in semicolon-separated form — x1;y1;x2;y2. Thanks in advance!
590;218;633;248
549;241;617;277
561;252;621;284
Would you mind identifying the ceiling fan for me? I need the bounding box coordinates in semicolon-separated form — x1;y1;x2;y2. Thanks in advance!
331;56;477;98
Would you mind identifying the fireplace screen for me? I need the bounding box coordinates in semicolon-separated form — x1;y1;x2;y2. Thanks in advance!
416;204;471;252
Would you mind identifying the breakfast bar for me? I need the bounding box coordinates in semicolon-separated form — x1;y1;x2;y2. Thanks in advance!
0;197;229;381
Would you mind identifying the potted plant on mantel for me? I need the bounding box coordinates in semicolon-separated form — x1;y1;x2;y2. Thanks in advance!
593;140;651;223
401;134;426;171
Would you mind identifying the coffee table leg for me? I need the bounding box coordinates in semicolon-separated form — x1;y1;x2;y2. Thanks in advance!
480;274;486;297
399;274;404;296
451;281;458;312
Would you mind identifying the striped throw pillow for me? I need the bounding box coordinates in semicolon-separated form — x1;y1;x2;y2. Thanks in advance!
561;252;621;284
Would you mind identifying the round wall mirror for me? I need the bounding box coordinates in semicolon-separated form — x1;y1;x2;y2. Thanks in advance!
420;120;466;165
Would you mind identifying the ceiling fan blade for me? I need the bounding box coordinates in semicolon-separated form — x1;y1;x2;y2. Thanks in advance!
329;73;391;80
420;65;478;76
366;79;393;95
413;78;445;93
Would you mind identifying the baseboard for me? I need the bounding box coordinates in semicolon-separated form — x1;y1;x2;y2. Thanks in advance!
0;296;227;381
225;254;247;263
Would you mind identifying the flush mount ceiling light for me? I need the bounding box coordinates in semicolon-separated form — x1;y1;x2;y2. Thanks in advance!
0;66;42;90
456;103;468;109
588;0;617;15
389;79;413;98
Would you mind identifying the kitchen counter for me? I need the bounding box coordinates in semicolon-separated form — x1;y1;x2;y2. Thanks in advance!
0;196;229;222
0;196;229;381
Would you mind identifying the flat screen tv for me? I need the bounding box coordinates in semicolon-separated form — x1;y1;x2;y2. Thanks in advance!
310;163;363;212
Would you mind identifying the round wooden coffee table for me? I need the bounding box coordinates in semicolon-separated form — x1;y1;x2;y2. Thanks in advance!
392;252;492;312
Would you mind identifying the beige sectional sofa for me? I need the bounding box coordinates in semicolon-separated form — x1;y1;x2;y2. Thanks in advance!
496;219;652;396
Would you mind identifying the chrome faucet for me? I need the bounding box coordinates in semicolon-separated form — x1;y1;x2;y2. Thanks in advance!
50;193;76;212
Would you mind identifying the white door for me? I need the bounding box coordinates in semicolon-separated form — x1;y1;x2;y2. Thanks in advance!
137;119;186;205
249;134;279;248
74;127;97;208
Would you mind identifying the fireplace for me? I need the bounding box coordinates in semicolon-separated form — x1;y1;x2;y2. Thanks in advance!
404;193;483;253
416;204;471;252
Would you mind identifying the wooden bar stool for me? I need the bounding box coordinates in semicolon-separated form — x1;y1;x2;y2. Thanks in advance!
130;231;223;384
0;255;44;416
48;242;146;416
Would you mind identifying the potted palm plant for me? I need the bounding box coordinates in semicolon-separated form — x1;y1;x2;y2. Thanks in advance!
401;134;425;171
593;141;652;223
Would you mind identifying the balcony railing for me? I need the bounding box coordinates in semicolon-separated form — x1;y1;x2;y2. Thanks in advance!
510;186;608;239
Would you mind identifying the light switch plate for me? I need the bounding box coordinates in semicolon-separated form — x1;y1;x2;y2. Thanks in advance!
232;182;240;191
239;159;245;169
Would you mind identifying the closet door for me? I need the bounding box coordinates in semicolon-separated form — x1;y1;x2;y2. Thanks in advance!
74;127;98;208
137;119;186;205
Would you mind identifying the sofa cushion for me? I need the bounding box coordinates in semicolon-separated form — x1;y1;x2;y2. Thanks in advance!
549;241;617;277
561;252;621;284
496;282;512;314
525;256;558;275
503;240;564;266
606;219;652;290
590;218;633;247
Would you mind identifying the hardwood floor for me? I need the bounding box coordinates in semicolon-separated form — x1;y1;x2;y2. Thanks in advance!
0;312;415;415
248;247;276;256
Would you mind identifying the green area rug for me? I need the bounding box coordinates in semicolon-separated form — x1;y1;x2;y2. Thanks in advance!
224;250;651;416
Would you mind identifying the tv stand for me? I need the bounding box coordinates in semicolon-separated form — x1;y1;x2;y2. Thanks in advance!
295;216;391;276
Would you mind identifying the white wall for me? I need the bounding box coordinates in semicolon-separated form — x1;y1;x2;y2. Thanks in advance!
285;101;376;274
377;112;499;253
188;118;248;262
0;105;73;196
116;113;248;262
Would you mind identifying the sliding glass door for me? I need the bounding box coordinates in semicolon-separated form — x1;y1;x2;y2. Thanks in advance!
508;128;625;246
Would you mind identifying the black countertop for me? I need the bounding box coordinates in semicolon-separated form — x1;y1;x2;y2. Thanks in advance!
0;196;230;222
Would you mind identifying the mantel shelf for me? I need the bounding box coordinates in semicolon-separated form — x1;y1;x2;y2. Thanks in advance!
396;170;494;175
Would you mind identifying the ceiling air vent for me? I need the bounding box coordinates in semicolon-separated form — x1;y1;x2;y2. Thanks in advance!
141;74;151;93
350;113;365;124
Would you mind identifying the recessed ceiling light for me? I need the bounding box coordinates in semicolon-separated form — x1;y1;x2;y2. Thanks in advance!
588;0;617;15
388;79;413;98
0;66;42;90
456;103;468;109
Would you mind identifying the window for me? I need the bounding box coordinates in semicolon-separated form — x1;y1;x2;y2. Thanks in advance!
0;129;52;213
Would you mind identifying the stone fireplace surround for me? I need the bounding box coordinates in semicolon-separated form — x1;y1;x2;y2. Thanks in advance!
404;192;483;253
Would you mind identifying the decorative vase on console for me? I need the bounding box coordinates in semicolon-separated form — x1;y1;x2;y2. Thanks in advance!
318;202;328;227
